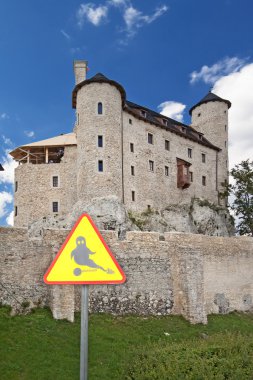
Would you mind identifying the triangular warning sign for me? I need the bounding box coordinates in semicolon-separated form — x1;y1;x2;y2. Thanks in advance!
44;214;126;285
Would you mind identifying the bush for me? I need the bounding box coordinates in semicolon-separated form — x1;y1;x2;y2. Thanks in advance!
125;332;253;380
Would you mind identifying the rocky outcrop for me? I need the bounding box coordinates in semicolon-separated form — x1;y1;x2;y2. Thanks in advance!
28;196;234;238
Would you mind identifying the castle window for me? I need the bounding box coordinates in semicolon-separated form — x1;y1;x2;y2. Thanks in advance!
165;166;169;176
141;110;146;117
52;202;59;213
131;166;135;176
165;140;170;151
98;135;103;148
129;119;132;124
190;171;193;182
202;153;206;163
130;143;134;153
198;113;201;117
132;191;135;201
225;125;227;131
98;102;103;115
15;181;18;192
163;119;168;126
149;160;154;172
148;133;153;144
225;141;227;147
15;206;17;216
52;176;59;187
76;113;79;125
188;148;192;158
98;160;103;172
202;176;206;186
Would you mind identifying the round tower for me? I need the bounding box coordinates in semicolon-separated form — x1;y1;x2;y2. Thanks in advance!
189;92;231;202
72;63;126;204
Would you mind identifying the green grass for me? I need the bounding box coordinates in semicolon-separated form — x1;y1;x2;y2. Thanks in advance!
0;307;253;379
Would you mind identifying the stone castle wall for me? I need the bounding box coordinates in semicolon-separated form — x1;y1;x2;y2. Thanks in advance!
122;110;219;212
191;101;229;198
14;146;77;227
1;227;252;324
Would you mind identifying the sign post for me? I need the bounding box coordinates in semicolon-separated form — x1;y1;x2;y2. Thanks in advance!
44;214;126;380
80;285;89;380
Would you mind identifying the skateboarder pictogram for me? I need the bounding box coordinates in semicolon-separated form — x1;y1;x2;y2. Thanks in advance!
71;236;115;276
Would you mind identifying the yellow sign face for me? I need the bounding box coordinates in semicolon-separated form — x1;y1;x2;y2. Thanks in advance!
44;214;126;285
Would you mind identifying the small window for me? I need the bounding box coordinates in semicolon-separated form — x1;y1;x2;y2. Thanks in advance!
76;113;79;125
149;160;154;172
190;171;193;182
202;153;206;163
163;119;167;125
52;176;59;187
15;206;17;216
148;133;153;144
98;135;103;148
129;119;132;124
131;166;135;176
52;202;58;213
98;102;103;115
198;113;201;117
225;141;227;147
165;140;170;151
98;160;103;172
132;191;135;201
188;148;192;158
15;181;18;192
202;176;206;186
226;160;227;168
130;143;134;153
224;110;227;114
225;125;227;131
165;166;169;176
141;110;146;117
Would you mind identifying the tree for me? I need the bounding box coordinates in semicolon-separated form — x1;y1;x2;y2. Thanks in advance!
224;160;253;236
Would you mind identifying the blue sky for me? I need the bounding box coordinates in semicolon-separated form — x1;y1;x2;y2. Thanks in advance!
0;0;253;225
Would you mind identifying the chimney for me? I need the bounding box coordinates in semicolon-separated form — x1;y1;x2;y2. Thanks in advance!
73;60;88;85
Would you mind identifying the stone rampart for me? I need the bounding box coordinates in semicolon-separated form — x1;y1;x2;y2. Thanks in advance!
0;227;252;324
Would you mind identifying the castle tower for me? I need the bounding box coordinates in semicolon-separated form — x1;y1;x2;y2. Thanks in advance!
72;61;126;203
189;92;231;202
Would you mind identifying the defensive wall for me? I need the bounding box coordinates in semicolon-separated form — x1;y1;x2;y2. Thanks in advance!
0;227;252;324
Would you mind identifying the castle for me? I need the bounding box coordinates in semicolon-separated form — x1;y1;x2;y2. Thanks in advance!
10;60;231;229
2;62;253;324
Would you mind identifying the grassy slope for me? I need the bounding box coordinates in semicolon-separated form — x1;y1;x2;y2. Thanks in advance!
0;307;253;380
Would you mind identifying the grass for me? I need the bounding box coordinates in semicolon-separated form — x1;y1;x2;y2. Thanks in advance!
0;307;253;379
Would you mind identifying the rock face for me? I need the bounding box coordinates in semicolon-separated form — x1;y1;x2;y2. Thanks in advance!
128;199;234;236
28;196;234;238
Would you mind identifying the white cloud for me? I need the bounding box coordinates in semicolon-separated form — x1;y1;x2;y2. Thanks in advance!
24;130;35;138
6;210;14;226
190;57;246;85
2;135;13;146
0;137;18;185
0;191;13;218
157;101;186;122
212;62;253;169
77;3;108;27
123;5;168;38
109;0;127;6
0;113;9;120
61;29;71;40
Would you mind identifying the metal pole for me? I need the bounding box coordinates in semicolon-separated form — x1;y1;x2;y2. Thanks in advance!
80;285;89;380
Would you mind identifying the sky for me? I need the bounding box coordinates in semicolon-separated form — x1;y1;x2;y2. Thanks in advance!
0;0;253;226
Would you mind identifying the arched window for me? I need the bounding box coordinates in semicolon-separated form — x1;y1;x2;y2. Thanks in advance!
98;102;103;115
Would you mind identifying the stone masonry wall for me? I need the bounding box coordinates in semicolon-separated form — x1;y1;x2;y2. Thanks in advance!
14;146;77;227
0;227;252;324
122;110;219;213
